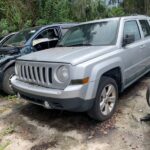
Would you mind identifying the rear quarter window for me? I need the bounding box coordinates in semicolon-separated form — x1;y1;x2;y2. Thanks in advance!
139;20;150;37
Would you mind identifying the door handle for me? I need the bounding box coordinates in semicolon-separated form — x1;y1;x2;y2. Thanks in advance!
140;44;146;49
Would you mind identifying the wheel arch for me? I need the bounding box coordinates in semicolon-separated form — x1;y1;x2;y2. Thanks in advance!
101;67;123;93
2;60;15;72
86;58;124;100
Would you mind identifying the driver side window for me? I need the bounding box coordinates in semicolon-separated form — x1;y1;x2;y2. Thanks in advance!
123;20;141;44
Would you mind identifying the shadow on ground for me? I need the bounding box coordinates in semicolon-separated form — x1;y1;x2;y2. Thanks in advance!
0;76;150;150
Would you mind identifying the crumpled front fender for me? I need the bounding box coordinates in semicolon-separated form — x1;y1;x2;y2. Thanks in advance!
0;54;20;71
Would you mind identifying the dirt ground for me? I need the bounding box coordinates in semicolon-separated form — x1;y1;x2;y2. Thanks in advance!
0;76;150;150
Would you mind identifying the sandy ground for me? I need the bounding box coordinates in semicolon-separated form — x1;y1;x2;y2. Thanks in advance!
0;76;150;150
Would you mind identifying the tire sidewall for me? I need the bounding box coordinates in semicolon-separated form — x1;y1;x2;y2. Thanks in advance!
90;76;118;121
2;66;15;95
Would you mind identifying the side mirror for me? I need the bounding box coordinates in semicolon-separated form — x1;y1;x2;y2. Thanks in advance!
122;34;135;47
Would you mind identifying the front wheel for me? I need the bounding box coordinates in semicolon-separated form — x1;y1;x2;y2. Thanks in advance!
2;66;15;95
88;76;118;121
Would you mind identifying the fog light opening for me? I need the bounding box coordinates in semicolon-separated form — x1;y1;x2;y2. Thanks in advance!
44;101;51;109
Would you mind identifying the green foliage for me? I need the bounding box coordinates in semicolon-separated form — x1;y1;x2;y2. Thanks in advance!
0;0;135;35
0;142;10;150
0;19;9;35
0;0;104;35
0;125;14;150
43;0;71;22
2;0;150;36
0;125;15;139
108;7;125;17
35;19;48;26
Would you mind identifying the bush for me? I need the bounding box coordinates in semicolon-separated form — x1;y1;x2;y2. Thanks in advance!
0;0;126;34
107;7;125;17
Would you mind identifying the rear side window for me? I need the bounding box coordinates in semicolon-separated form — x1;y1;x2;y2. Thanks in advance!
123;20;141;42
139;20;150;37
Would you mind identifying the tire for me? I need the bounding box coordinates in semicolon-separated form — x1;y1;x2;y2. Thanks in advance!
88;76;118;121
146;86;150;107
2;66;15;95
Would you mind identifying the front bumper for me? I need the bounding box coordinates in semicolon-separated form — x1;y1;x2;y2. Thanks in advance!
11;76;94;111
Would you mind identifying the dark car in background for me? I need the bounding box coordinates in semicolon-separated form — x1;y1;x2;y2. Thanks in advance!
0;23;76;95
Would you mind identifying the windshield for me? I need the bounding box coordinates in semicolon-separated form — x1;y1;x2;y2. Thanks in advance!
3;27;40;47
58;20;119;47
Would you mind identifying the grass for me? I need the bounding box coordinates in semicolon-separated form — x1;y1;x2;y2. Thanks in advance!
0;142;10;150
0;125;15;139
0;90;17;101
0;125;14;149
0;94;18;103
6;95;17;101
0;108;8;114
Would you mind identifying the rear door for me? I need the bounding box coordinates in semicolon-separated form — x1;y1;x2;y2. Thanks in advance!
138;19;150;71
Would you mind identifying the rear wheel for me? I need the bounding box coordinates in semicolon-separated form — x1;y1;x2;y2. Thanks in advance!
2;66;15;95
88;76;118;121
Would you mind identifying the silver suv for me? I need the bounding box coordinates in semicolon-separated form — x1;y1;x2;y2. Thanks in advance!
11;15;150;121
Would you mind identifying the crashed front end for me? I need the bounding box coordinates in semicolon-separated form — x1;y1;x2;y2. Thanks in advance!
0;51;21;89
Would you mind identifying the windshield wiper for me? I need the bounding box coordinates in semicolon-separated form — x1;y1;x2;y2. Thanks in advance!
66;43;93;47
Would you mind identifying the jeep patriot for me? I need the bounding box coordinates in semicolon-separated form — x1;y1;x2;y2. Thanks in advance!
11;16;150;121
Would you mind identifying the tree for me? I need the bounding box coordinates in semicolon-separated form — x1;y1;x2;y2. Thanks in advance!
0;0;125;35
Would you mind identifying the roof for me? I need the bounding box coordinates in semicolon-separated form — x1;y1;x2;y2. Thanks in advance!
120;15;149;20
77;15;150;26
40;23;78;30
17;23;77;33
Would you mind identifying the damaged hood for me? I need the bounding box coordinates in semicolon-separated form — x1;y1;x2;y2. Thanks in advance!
18;46;117;65
0;46;21;55
0;46;22;66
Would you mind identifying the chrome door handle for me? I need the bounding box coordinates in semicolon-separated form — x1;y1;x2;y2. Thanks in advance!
140;44;146;49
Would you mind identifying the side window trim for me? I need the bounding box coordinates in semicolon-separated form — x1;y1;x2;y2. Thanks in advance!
138;19;150;38
137;19;145;39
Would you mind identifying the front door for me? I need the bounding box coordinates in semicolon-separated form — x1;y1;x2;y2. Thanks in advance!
122;20;144;86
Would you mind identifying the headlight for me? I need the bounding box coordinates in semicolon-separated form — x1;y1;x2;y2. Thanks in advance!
56;66;69;83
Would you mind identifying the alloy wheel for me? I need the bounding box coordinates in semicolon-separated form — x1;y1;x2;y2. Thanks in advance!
100;84;117;116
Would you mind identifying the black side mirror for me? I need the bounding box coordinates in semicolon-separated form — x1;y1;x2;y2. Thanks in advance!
122;34;135;47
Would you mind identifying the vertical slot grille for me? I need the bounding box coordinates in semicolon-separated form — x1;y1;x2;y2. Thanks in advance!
18;63;53;87
49;68;52;83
